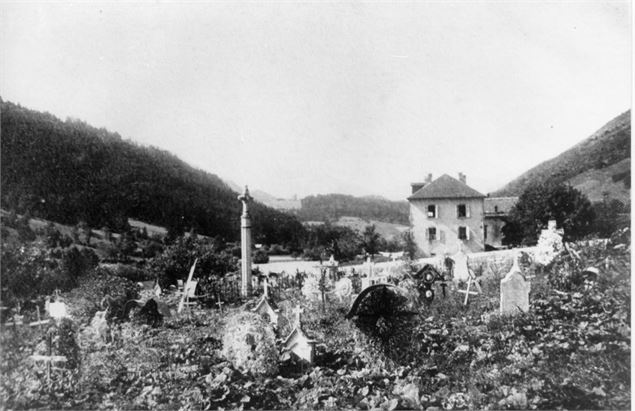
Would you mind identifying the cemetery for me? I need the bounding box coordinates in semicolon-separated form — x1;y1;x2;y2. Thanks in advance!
0;190;630;410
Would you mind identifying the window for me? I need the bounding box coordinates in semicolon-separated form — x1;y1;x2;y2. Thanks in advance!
457;204;467;218
484;224;488;240
427;227;437;240
494;205;499;213
427;204;437;218
458;226;469;240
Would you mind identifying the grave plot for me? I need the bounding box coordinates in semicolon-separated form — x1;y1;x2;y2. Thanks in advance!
0;231;630;410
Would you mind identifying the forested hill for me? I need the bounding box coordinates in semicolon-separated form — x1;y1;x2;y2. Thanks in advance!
295;194;409;224
493;110;631;201
0;100;303;244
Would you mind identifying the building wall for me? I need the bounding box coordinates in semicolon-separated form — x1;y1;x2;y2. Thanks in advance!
410;197;485;256
484;216;507;248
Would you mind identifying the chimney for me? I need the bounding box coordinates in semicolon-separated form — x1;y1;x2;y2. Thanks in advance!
458;172;466;184
411;173;433;194
411;182;425;194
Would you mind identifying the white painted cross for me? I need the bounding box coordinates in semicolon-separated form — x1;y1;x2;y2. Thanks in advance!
216;299;224;312
457;265;482;305
178;259;198;314
292;305;304;327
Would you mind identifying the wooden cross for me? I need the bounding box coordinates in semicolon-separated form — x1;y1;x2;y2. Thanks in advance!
216;300;224;312
292;305;304;327
457;269;482;305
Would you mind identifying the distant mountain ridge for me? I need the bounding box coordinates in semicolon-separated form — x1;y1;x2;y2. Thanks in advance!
0;100;303;244
493;110;631;204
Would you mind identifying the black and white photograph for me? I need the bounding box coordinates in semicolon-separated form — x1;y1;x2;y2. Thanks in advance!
0;1;631;409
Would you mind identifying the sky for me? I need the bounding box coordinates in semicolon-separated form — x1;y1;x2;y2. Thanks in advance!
1;1;631;201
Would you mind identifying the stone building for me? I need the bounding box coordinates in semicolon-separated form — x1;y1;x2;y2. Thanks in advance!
408;173;519;256
483;196;518;249
408;173;486;256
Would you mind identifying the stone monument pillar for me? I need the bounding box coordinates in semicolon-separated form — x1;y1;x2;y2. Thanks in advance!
238;186;253;297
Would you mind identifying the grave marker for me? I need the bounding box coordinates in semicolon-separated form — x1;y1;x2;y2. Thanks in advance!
238;186;253;297
283;305;316;363
500;257;530;314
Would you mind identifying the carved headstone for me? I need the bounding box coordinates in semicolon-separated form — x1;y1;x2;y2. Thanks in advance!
500;258;530;314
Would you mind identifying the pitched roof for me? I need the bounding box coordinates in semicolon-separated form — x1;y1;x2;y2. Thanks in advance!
408;174;485;200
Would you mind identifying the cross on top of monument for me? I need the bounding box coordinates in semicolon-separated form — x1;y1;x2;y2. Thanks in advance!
263;277;269;298
292;305;304;327
238;185;253;203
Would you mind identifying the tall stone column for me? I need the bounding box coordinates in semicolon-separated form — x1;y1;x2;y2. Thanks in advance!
238;186;253;297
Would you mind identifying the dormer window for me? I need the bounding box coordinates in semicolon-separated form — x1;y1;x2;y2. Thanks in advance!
427;205;437;218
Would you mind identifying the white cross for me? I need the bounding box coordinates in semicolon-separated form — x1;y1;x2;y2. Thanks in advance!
292;305;304;327
263;277;269;298
216;300;224;311
457;269;482;305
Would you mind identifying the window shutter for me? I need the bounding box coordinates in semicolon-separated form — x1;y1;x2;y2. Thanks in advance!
467;204;471;218
466;227;471;240
435;205;439;219
440;230;445;243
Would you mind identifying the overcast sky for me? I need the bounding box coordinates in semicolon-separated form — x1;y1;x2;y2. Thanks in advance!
1;1;631;200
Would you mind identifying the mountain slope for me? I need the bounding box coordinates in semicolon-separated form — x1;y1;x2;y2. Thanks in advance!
296;194;409;225
493;110;631;202
0;100;303;244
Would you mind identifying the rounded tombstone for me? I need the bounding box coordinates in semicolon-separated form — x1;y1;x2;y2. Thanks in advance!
221;311;278;376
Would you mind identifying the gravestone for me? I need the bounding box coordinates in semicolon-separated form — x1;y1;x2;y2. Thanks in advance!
451;250;470;282
500;257;530;314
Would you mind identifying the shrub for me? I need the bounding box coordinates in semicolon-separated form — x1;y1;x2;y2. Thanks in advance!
253;249;269;264
65;269;139;323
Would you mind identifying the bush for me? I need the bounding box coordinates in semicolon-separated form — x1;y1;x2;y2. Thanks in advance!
253;249;269;264
65;269;139;323
148;236;238;289
0;243;72;307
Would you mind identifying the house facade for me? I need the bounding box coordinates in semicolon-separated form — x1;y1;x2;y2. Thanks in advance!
408;173;485;256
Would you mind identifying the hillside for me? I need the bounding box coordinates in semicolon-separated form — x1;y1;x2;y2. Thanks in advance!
295;194;409;225
333;216;409;241
0;100;303;245
493;110;631;202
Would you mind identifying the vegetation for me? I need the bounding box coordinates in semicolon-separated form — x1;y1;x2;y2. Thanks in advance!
296;194;409;225
0;232;629;409
1;100;303;246
502;182;595;246
494;110;630;198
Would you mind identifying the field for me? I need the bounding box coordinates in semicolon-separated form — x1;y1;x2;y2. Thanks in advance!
0;230;630;410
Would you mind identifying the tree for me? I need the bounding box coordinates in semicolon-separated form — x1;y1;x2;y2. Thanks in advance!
502;182;595;246
361;225;381;259
402;230;417;260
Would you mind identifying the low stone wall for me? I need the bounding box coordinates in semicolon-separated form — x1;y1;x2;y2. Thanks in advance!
466;247;536;279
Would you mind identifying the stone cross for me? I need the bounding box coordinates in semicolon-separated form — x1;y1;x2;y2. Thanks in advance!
238;186;253;297
292;305;304;327
500;256;530;314
263;277;269;298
